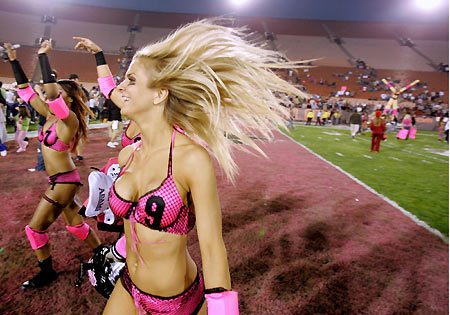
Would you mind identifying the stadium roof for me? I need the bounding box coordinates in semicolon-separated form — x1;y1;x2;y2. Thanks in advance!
56;0;449;24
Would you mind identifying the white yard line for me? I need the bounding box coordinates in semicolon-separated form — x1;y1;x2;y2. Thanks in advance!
280;130;448;243
356;137;448;163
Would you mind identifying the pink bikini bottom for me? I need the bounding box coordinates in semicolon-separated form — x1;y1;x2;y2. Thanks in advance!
121;265;205;315
47;169;82;189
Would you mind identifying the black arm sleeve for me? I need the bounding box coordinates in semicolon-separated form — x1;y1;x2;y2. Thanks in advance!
9;60;28;85
38;53;57;84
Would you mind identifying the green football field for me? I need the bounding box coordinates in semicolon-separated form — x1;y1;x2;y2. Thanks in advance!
283;124;449;238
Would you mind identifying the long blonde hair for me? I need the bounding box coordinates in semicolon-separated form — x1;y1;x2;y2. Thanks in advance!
134;19;308;181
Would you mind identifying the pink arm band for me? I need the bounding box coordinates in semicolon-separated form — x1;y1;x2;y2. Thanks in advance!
206;291;239;315
386;83;392;88
98;75;116;99
115;235;127;258
47;95;70;120
17;86;37;104
405;84;412;89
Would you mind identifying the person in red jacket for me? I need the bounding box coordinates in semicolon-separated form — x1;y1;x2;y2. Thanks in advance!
370;111;386;152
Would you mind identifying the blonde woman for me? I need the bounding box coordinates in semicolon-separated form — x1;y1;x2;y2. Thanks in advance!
74;19;307;315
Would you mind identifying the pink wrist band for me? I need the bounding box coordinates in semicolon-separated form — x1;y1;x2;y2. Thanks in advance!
47;95;70;120
205;291;239;315
17;86;37;104
98;75;116;99
115;235;127;258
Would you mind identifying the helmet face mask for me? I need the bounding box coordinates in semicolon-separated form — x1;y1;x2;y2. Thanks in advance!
84;245;126;298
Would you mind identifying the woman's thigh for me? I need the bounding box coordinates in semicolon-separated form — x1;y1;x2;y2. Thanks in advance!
103;279;138;315
28;184;79;229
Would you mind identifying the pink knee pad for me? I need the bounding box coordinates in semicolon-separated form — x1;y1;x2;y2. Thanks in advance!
66;222;91;240
382;108;389;114
392;109;398;115
25;225;49;250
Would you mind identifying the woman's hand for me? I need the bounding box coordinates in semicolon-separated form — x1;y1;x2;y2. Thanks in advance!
38;40;52;55
73;37;102;54
3;43;16;61
34;84;43;94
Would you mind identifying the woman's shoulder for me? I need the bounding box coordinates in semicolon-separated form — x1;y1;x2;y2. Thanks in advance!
175;137;212;178
118;142;138;167
177;138;210;168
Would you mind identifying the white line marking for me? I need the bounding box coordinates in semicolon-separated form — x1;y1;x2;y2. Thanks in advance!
363;155;373;159
280;130;448;243
336;152;344;156
322;131;346;136
357;137;448;163
389;157;402;161
421;160;433;164
423;148;449;156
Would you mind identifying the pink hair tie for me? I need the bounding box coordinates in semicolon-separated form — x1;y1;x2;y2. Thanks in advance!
98;75;116;99
17;86;37;104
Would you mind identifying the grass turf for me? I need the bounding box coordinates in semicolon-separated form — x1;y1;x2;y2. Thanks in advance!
284;124;449;237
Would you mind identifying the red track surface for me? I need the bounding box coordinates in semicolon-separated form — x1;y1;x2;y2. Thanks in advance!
0;128;448;314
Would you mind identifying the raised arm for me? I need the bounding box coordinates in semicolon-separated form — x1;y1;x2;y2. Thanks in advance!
4;43;50;117
381;78;397;94
37;40;75;127
73;37;123;107
185;147;239;314
399;79;420;94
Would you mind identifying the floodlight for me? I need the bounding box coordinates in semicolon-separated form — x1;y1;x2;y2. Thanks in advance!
231;0;249;7
415;0;442;10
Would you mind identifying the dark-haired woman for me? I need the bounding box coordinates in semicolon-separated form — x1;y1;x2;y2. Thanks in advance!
4;41;102;289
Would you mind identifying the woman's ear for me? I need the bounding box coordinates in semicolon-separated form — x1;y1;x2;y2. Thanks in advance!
153;88;169;105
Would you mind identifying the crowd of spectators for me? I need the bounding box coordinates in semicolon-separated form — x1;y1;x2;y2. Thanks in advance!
278;63;448;120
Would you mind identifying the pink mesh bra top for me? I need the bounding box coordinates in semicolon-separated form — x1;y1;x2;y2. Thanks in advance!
38;119;71;152
109;129;195;237
121;122;142;147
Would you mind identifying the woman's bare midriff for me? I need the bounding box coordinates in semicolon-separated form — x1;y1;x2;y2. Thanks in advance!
124;218;198;297
42;147;76;175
